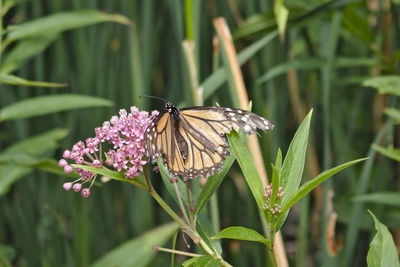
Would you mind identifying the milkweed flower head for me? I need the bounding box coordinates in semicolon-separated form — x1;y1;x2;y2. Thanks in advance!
60;107;159;197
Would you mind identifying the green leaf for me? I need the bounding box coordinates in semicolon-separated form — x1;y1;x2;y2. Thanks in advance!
4;128;67;154
197;214;222;255
0;34;58;74
233;0;359;39
367;211;400;267
363;76;400;96
6;10;131;42
372;144;400;162
91;222;179;267
0;73;66;87
0;165;31;196
212;226;269;246
182;257;199;267
0;129;69;196
276;158;366;229
194;256;220;267
280;110;312;207
354;193;400;208
274;0;289;38
227;131;265;208
0;94;113;121
384;108;400;124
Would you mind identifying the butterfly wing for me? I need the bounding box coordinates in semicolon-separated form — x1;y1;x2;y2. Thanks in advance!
176;106;274;179
145;106;274;180
145;111;186;176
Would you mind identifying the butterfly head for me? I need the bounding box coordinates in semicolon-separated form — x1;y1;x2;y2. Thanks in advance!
165;102;179;120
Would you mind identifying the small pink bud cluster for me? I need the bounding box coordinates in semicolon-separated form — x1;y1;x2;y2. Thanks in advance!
262;184;285;216
60;107;159;197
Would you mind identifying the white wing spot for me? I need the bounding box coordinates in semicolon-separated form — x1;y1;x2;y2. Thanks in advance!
244;125;251;132
152;144;155;150
242;116;248;122
237;110;242;114
226;108;232;111
229;112;235;116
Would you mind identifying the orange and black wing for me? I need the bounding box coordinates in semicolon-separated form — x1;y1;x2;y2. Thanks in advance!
145;106;274;180
176;106;274;179
145;112;186;177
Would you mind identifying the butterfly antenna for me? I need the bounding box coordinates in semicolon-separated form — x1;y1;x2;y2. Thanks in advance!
139;95;168;103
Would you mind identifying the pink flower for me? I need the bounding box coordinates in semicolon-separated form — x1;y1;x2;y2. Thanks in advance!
60;106;159;197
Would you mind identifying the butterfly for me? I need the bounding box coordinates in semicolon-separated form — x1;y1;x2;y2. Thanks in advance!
145;102;274;180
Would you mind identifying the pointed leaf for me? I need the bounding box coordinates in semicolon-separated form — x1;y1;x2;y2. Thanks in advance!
367;211;400;267
0;73;66;87
0;94;113;121
212;226;269;246
91;222;179;267
280;110;312;207
6;10;131;42
276;158;366;229
274;0;289;38
0;34;58;74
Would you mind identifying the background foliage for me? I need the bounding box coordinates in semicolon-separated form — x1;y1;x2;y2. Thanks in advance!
1;0;400;266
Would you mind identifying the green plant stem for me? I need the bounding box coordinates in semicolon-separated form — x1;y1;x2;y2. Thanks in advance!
172;181;191;225
149;188;187;227
156;246;202;258
268;247;278;267
149;184;232;265
186;180;195;227
143;166;152;192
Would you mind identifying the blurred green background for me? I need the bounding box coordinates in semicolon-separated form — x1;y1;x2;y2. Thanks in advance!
1;0;399;266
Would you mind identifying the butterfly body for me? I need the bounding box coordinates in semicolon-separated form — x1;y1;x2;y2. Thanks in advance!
145;102;274;180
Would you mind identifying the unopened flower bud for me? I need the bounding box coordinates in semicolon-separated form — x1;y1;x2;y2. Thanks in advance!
58;159;68;167
63;182;72;191
64;165;73;173
73;183;82;192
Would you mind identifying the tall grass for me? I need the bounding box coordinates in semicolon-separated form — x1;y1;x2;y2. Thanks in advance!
0;0;399;266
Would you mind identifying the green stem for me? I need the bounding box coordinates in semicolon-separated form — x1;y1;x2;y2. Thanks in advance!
186;180;195;228
150;188;187;227
268;247;278;267
172;181;191;225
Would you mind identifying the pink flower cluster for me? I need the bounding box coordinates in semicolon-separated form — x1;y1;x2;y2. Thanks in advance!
59;107;159;197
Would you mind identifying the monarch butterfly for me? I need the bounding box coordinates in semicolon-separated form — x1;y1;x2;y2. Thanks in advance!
145;102;274;180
